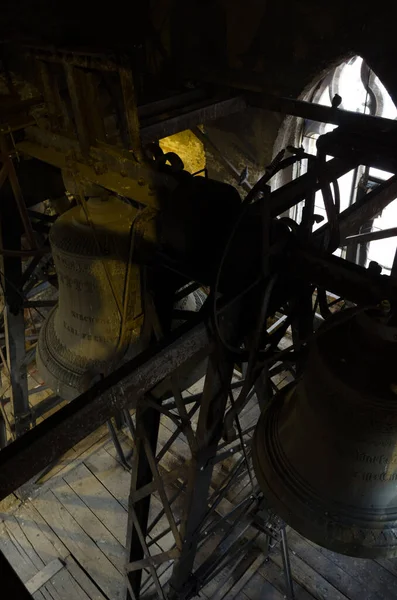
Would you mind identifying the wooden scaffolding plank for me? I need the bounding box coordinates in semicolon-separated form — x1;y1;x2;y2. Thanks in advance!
64;462;128;546
259;558;316;600
26;559;65;594
308;539;397;599
43;568;91;600
33;490;125;600
64;555;107;600
50;476;126;575
4;514;46;571
37;424;109;485
240;570;285;600
84;445;131;510
212;552;266;600
0;520;38;582
287;529;376;600
15;501;70;562
270;544;350;600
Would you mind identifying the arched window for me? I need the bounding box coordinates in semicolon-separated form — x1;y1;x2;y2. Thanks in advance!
294;56;397;273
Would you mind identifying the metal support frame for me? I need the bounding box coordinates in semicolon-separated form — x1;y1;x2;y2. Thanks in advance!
2;46;397;599
0;313;211;499
126;402;163;599
0;166;30;440
167;343;235;599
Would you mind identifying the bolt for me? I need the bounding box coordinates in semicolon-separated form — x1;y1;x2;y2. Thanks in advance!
200;466;204;471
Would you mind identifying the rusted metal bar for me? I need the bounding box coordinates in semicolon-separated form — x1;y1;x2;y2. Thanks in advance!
0;315;210;501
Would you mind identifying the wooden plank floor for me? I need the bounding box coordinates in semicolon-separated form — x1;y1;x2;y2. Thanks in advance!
1;381;397;598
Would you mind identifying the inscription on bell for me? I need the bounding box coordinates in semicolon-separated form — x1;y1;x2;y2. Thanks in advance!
63;321;117;343
71;310;111;325
355;450;389;465
37;195;141;401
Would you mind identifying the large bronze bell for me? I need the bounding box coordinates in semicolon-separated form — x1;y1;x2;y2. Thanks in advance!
253;307;397;558
37;195;143;400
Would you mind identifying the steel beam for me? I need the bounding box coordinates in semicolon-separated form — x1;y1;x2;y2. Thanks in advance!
316;128;397;174
315;175;397;245
270;158;357;217
0;316;210;501
245;91;397;136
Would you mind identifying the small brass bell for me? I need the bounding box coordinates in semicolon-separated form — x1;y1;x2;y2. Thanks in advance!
253;307;397;558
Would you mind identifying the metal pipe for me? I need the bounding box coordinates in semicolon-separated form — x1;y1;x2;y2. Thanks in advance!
345;227;397;245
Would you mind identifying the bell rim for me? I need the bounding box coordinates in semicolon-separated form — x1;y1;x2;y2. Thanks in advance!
252;385;397;559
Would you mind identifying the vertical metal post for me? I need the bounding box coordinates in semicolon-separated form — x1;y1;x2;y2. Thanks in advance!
0;195;30;438
167;339;235;599
280;526;295;600
126;402;161;599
